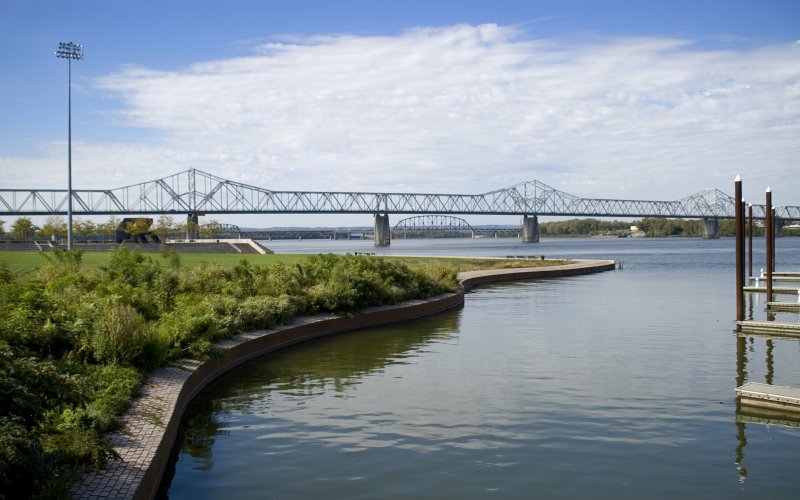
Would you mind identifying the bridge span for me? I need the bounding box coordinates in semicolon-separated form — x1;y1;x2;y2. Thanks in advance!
2;168;797;246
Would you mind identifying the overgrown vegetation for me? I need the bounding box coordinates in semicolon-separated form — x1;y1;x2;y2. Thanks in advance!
0;247;458;497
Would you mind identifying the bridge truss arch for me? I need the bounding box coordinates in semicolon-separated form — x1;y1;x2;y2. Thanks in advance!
393;215;476;237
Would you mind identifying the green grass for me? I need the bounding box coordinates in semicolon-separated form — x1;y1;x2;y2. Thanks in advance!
0;251;310;273
0;251;573;275
383;256;572;273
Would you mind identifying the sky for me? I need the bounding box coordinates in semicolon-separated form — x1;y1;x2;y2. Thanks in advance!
1;0;798;227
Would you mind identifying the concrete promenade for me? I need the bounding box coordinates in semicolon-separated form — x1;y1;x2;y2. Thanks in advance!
72;259;615;500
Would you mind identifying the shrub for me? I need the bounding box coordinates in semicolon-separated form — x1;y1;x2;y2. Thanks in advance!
234;295;296;332
88;301;149;365
83;364;141;431
0;416;44;499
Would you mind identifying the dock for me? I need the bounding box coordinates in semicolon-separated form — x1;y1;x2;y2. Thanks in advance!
736;382;800;415
747;275;800;282
737;320;800;337
774;272;800;278
767;301;800;312
742;286;799;295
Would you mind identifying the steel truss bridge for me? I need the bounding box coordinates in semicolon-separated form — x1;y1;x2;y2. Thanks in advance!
2;168;798;221
394;215;477;235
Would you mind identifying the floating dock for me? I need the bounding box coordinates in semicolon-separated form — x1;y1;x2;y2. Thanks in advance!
742;286;799;295
736;382;800;415
737;320;800;337
767;301;800;312
774;272;800;278
748;275;800;282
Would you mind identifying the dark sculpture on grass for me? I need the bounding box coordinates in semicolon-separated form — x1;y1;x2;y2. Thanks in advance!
115;217;161;244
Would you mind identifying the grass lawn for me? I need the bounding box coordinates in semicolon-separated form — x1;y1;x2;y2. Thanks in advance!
0;251;309;274
0;250;572;274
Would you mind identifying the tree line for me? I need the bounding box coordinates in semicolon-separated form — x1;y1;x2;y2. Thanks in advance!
540;217;767;237
0;215;222;240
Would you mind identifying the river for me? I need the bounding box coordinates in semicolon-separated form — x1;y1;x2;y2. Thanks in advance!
159;237;800;499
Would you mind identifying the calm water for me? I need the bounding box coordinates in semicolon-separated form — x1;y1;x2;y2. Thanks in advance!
161;237;800;499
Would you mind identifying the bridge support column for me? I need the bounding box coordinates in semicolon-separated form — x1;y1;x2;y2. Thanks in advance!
186;213;199;240
775;218;784;238
374;213;391;247
702;218;720;239
521;215;540;243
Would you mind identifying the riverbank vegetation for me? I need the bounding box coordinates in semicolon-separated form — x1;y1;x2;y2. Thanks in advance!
539;217;768;237
0;248;461;497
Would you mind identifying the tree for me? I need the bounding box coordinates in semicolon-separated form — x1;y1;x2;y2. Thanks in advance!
40;216;67;239
153;215;176;240
10;217;38;239
0;219;5;235
73;218;98;236
97;216;120;236
199;219;221;238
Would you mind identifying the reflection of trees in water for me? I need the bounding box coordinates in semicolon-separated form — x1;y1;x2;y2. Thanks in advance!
179;401;229;469
157;397;229;498
159;309;461;494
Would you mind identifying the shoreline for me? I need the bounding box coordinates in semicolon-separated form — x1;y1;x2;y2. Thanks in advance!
72;259;615;500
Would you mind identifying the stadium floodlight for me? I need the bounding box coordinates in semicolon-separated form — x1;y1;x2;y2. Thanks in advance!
55;42;84;250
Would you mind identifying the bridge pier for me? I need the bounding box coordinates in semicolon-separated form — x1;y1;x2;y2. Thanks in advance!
186;213;199;240
521;215;540;243
374;213;391;247
702;217;720;239
775;218;784;237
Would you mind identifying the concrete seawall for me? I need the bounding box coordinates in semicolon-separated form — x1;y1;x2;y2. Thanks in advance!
73;259;615;500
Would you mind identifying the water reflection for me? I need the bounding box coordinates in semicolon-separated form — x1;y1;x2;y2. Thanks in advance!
159;311;462;496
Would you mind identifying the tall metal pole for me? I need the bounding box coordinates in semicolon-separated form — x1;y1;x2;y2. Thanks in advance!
734;176;744;322
56;42;83;250
765;187;773;304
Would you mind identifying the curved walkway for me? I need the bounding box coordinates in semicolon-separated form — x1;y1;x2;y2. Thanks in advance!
72;259;615;500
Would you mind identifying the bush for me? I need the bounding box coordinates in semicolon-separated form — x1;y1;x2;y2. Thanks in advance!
0;416;44;499
0;247;461;496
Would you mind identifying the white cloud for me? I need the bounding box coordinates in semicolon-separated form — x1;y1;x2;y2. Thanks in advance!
6;24;800;213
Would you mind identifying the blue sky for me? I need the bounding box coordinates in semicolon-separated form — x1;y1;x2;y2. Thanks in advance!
1;0;798;226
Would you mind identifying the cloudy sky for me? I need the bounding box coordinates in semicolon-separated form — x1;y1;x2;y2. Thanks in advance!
1;0;798;226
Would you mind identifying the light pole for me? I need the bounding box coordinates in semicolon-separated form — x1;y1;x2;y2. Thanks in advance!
55;41;83;250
